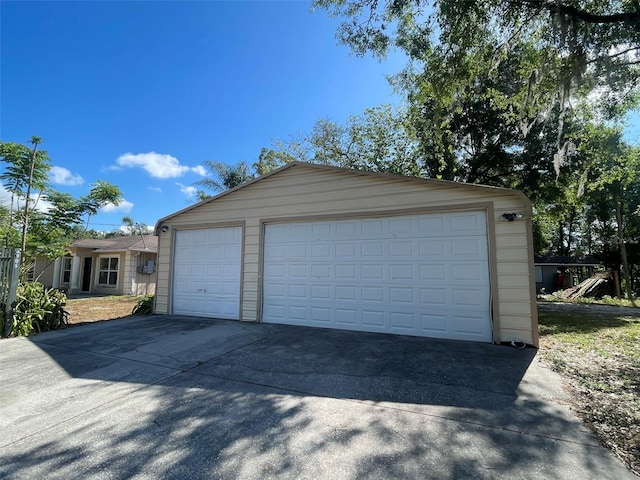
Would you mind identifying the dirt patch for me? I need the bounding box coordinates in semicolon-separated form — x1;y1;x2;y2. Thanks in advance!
65;295;142;325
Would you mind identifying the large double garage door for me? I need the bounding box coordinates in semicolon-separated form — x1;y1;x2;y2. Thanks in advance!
173;211;492;342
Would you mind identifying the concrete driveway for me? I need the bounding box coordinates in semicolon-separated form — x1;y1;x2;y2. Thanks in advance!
0;316;635;479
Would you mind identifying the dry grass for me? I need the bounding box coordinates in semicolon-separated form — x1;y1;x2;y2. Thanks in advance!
539;313;640;475
65;295;142;325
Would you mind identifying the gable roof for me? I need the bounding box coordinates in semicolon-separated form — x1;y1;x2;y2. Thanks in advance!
155;161;530;232
71;235;158;253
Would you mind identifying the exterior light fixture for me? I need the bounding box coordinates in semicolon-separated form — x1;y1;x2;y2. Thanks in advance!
501;213;523;222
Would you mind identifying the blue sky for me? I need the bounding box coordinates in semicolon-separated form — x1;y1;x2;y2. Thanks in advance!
1;1;638;232
1;1;406;231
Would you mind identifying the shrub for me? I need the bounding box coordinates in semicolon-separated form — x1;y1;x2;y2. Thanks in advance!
132;295;154;316
11;282;68;336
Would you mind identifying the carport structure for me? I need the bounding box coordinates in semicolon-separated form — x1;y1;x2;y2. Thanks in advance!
154;162;538;346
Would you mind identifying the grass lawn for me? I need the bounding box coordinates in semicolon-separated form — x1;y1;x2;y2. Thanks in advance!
538;312;640;474
65;295;142;325
539;294;639;309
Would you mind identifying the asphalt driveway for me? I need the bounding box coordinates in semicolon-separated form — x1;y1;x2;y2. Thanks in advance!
0;315;635;479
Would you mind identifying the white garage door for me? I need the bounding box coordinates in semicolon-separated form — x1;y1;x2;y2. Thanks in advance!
262;212;492;342
172;226;242;319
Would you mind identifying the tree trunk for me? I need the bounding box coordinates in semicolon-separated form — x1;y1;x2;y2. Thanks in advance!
614;194;635;303
566;206;576;256
20;141;40;258
557;219;565;255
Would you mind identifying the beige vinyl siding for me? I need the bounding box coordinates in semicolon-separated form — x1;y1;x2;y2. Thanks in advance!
33;257;55;286
156;163;537;346
122;252;134;295
132;251;157;295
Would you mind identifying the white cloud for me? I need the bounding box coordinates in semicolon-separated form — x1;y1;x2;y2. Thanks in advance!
148;186;162;193
0;184;11;207
101;199;134;213
192;165;207;176
177;182;198;198
50;166;84;186
0;186;52;212
115;152;191;179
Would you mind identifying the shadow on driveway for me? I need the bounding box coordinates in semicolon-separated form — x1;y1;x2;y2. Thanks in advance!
0;315;634;479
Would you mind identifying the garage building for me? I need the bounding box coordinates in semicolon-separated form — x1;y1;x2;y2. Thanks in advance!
154;162;538;346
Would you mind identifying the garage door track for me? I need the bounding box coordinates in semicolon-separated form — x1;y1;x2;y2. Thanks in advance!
0;316;635;479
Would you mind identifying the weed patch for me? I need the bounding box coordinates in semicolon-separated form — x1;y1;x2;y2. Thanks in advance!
539;313;640;474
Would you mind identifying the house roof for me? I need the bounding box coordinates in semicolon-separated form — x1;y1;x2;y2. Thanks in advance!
155;161;531;233
71;235;158;253
534;255;601;266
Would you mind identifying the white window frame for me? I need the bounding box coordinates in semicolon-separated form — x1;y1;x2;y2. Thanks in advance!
60;257;72;285
98;256;119;286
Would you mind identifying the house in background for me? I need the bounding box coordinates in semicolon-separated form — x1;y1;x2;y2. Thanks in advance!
534;255;602;294
36;235;158;296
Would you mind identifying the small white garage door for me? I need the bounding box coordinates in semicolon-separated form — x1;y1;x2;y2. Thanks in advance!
172;226;242;319
262;212;492;342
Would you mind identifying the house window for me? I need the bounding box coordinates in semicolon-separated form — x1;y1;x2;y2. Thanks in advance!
61;257;72;284
26;262;35;282
98;257;119;286
535;266;543;284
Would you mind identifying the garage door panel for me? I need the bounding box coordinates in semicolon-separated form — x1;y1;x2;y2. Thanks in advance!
311;243;331;258
419;313;449;333
389;240;414;257
419;239;447;256
172;227;241;319
311;264;331;278
451;238;488;258
453;287;490;308
263;212;492;342
362;242;384;257
454;314;491;336
311;307;331;322
452;263;490;282
336;309;357;325
361;264;384;279
362;286;384;302
336;243;356;257
451;213;484;232
310;284;331;300
362;310;385;327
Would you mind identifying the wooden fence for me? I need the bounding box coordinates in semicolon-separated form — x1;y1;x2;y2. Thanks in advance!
1;248;21;337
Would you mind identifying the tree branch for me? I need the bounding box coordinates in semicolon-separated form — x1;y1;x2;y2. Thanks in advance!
520;0;640;26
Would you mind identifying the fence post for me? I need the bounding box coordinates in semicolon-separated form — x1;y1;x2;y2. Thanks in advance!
2;248;21;337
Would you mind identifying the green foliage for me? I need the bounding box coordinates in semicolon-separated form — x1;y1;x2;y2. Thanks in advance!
80;180;122;218
315;0;640;116
0;138;51;198
10;282;68;336
314;0;640;186
131;294;154;316
194;161;253;199
253;147;296;175
0;137;123;261
267;105;422;177
0;138;52;252
540;294;639;308
105;216;149;238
